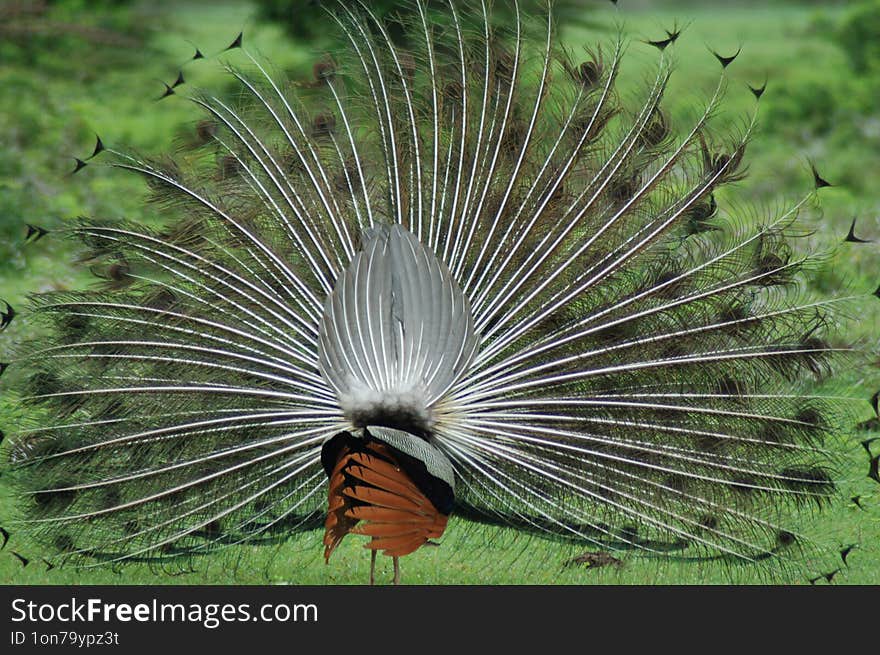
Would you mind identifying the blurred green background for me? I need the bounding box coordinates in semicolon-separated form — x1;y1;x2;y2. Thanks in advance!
0;0;878;584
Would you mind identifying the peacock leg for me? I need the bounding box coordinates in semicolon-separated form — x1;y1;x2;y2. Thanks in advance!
393;556;400;585
369;549;377;586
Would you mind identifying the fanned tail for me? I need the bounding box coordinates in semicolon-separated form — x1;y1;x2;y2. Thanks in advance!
0;0;867;579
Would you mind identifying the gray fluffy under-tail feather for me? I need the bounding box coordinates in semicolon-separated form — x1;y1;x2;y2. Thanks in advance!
318;224;478;436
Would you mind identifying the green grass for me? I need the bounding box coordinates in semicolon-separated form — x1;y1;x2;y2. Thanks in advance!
1;1;878;585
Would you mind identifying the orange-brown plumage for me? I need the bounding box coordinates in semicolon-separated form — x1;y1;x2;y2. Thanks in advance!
323;442;449;566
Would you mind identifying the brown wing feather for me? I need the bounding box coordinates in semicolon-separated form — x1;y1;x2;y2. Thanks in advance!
346;461;423;497
342;485;425;512
346;506;435;524
322;441;449;562
348;453;425;493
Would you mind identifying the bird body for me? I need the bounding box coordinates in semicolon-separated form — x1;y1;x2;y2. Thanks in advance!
0;0;868;583
322;429;450;583
318;224;465;581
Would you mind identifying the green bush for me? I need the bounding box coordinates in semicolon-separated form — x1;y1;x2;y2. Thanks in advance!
254;0;586;43
256;0;415;41
257;0;338;39
0;1;155;274
834;0;880;73
761;76;840;137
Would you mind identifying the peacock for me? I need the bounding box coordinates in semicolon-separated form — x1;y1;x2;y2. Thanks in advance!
0;0;874;585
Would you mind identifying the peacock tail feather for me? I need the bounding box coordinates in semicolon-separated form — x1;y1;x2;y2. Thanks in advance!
0;0;871;582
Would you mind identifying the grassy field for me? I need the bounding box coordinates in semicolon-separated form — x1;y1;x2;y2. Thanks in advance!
1;0;878;585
